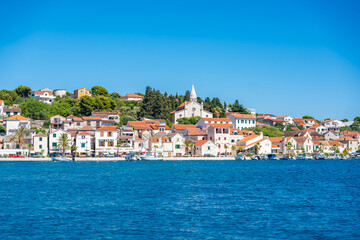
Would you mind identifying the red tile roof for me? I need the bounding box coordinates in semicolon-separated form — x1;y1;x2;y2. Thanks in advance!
172;124;198;130
33;90;53;95
121;93;143;99
82;117;102;121
203;118;231;122
238;134;260;143
96;126;118;131
207;123;233;128
77;132;92;135
229;113;255;119
195;140;209;147
5;115;30;121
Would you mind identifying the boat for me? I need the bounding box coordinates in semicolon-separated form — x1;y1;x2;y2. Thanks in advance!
140;152;164;161
296;153;313;160
279;155;295;160
52;156;74;162
314;153;326;160
125;152;141;161
235;154;246;160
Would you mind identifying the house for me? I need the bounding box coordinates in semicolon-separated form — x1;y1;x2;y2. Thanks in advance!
33;133;48;156
292;137;313;153
207;124;231;154
236;133;272;155
276;116;295;125
121;93;143;101
95;126;119;155
82;116;102;128
150;133;185;157
91;111;120;124
282;137;298;155
171;124;198;134
75;132;95;156
49;130;72;155
324;131;339;141
4;115;31;135
194;140;218;157
337;137;359;153
54;89;67;97
3;108;21;117
340;131;360;143
184;128;207;141
269;137;283;153
74;87;91;100
49;115;66;130
229;128;247;145
311;125;328;135
31;90;56;104
196;118;233;129
170;84;213;123
228;113;256;130
322;119;344;132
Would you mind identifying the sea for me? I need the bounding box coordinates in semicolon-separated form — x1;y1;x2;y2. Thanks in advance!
1;160;360;239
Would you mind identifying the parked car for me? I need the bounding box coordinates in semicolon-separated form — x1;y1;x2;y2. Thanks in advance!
203;154;215;157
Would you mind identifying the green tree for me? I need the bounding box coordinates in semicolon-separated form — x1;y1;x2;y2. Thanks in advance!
20;98;50;120
120;115;137;126
302;115;314;119
58;133;70;156
91;86;109;97
0;89;18;105
184;139;194;156
79;96;95;116
10;127;30;149
229;100;247;113
15;85;32;98
177;116;201;125
27;143;33;157
110;92;121;99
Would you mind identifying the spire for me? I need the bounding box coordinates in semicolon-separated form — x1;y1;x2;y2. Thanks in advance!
190;83;197;101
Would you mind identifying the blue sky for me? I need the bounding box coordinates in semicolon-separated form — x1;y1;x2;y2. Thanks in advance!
0;0;359;120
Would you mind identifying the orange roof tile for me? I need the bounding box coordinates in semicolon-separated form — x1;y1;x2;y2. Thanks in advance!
5;115;30;121
230;113;255;119
172;124;197;130
269;137;283;143
195;140;209;147
82;117;101;121
203;118;231;122
338;137;357;141
237;134;260;143
79;125;96;131
207;123;233;128
77;132;92;135
121;93;143;99
0;100;4;105
96;126;118;131
33;90;53;95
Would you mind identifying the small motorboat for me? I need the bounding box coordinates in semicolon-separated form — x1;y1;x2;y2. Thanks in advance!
314;153;326;160
52;156;74;162
125;152;141;161
235;154;246;160
140;152;164;161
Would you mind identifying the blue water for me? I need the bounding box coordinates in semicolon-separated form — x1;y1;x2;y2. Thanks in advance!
1;160;360;239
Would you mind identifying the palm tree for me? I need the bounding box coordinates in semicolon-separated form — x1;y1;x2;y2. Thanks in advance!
154;145;159;156
224;144;229;156
58;133;70;156
115;144;121;157
286;141;292;155
254;142;261;155
212;106;222;118
231;145;237;156
10;126;30;149
184;139;193;156
27;143;33;157
71;144;77;156
319;142;324;153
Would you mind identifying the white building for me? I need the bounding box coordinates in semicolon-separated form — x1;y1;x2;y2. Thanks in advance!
91;112;120;124
33;133;48;156
4;115;31;135
49;130;72;154
322;119;344;132
276;116;294;125
194;140;218;157
95;126;119;155
31;90;56;104
196;118;233;129
170;84;213;123
121;93;143;101
75;132;95;156
228;113;256;130
54;89;67;97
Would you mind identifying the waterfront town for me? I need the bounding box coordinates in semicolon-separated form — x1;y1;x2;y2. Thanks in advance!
0;84;359;159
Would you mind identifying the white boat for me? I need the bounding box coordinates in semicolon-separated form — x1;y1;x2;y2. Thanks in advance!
52;157;74;162
125;152;141;161
140;153;164;161
235;154;246;160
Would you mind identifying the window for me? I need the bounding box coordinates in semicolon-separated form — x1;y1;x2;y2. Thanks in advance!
223;128;229;134
39;145;42;149
175;144;181;149
81;143;85;148
53;134;56;138
245;120;247;124
241;120;244;123
100;132;104;137
99;141;105;147
108;132;112;137
39;137;42;141
224;137;226;140
108;141;114;147
82;135;85;139
208;146;210;150
231;139;235;143
52;142;57;147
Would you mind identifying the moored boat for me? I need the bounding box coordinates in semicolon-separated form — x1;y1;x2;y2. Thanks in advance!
140;152;164;161
52;156;74;162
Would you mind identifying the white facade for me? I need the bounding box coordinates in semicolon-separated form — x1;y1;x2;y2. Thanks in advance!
170;84;213;123
322;119;344;132
31;90;56;104
33;133;48;156
54;89;67;97
95;126;119;155
0;100;4;115
194;140;218;156
5;116;31;135
228;113;256;130
75;133;94;155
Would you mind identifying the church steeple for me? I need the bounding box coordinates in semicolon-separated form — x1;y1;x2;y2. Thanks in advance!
190;83;197;101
